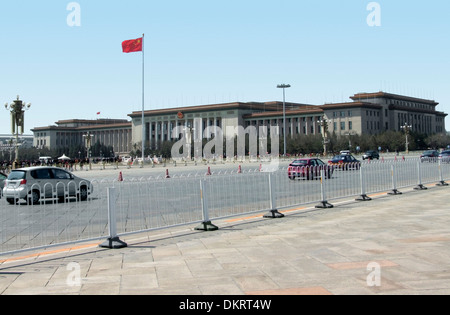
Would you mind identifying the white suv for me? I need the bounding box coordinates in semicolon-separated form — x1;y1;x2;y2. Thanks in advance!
2;166;93;205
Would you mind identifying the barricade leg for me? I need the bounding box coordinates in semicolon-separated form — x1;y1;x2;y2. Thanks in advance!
414;160;427;190
388;164;402;195
436;160;448;186
263;173;284;218
195;179;219;231
100;187;128;249
356;165;371;201
316;170;333;208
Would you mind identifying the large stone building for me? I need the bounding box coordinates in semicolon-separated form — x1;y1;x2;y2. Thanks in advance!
128;91;447;150
31;91;447;155
31;119;132;156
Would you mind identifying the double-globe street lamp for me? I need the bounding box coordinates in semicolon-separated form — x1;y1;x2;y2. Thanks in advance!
83;132;95;170
318;116;330;156
4;96;31;169
277;84;291;157
400;122;413;154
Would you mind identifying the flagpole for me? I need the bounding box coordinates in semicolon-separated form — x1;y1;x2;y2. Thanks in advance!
141;33;145;163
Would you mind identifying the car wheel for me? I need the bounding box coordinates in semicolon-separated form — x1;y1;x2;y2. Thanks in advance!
6;198;15;205
28;190;40;205
78;186;88;201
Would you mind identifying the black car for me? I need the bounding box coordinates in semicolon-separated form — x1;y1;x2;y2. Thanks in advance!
438;150;450;163
362;150;380;160
420;150;439;162
328;154;360;170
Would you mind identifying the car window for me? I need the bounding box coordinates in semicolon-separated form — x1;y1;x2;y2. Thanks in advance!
30;169;53;179
316;159;324;165
7;171;26;180
292;160;308;165
0;173;6;180
52;169;72;179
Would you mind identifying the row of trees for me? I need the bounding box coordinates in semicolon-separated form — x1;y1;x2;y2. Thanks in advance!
1;141;115;162
129;131;450;158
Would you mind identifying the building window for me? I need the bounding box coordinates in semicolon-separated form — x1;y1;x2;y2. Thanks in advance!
348;121;352;130
340;122;345;131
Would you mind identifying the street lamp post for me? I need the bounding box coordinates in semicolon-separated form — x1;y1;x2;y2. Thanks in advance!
277;84;291;157
4;96;31;169
318;116;329;156
400;122;412;154
83;132;95;170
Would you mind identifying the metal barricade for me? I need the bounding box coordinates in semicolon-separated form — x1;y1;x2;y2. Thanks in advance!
2;158;450;255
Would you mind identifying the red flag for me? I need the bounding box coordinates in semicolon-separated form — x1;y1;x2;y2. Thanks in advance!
122;37;143;53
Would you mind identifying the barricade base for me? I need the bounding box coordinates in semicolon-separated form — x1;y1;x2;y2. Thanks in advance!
263;209;285;219
99;237;128;249
195;221;219;231
414;184;427;190
356;194;372;201
315;201;333;209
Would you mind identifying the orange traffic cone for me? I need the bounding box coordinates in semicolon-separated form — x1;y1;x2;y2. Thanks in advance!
238;165;242;173
206;166;212;176
118;172;123;182
165;169;170;178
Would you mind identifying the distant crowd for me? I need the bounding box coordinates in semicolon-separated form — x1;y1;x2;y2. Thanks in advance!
0;157;122;173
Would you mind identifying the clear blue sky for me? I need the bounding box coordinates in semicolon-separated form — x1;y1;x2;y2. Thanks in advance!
1;0;449;135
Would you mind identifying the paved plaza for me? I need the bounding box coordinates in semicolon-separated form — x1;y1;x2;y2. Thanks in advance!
0;178;449;295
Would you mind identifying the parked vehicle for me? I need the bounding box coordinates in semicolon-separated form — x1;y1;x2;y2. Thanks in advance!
0;171;7;199
328;154;360;170
362;150;380;160
420;150;439;162
288;158;333;180
438;150;450;163
2;166;93;205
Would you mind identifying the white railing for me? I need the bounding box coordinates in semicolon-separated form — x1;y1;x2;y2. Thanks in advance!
1;158;449;255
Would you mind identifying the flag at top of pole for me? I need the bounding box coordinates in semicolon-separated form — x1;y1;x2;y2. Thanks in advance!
122;37;143;53
122;34;146;163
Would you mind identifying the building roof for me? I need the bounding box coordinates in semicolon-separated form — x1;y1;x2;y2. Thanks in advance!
321;101;383;110
128;101;316;118
31;122;131;132
350;92;439;106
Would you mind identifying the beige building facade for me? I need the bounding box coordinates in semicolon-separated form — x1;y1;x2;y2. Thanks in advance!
31;92;447;155
32;119;132;156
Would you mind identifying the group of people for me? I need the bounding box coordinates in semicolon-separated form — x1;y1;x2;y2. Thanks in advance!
0;157;122;173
